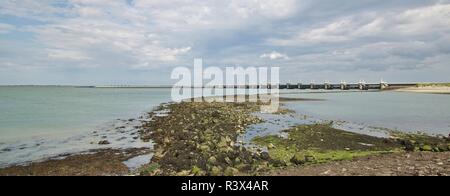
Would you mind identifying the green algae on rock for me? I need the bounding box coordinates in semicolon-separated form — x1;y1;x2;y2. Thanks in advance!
139;101;268;176
252;124;404;166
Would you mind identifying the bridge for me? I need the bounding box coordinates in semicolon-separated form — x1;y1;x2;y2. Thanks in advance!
277;80;389;90
217;80;391;90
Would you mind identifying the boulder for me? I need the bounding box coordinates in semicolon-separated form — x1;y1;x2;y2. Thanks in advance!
210;166;222;176
401;140;415;152
291;152;316;165
420;145;433;151
224;167;239;176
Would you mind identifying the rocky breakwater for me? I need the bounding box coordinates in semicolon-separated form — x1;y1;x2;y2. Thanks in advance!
138;101;274;176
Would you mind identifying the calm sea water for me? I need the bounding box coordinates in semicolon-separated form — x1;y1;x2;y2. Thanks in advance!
0;86;170;166
0;86;170;140
1;87;450;166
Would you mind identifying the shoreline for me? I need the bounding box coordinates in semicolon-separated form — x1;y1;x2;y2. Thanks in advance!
0;148;151;176
1;99;449;176
392;86;450;94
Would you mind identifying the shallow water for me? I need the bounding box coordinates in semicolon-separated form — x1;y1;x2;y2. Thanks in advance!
123;154;154;171
1;87;450;167
279;90;450;135
0;86;171;140
0;86;168;167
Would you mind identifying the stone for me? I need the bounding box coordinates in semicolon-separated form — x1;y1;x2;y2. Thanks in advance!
401;140;415;152
176;170;191;176
420;145;433;151
191;166;202;176
260;152;270;160
224;167;239;176
235;157;241;164
208;156;217;165
224;157;233;165
163;137;171;144
199;144;210;152
210;166;222;176
291;154;306;165
98;140;110;145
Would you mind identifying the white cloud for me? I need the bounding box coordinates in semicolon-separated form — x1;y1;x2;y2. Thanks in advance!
260;51;290;60
269;4;450;46
47;49;91;61
0;23;15;34
1;0;450;84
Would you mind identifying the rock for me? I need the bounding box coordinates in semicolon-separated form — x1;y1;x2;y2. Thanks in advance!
305;155;315;162
208;156;217;165
210;166;222;176
433;147;441;152
436;144;448;152
116;137;127;141
218;137;229;148
224;157;233;165
163;137;171;144
420;145;433;151
291;154;306;165
198;144;210;152
235;157;241;164
401;140;415;152
260;152;270;160
176;170;191;176
291;152;316;165
98;140;110;145
191;166;202;176
224;167;239;176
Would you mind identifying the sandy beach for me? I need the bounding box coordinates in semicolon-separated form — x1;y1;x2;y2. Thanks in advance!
394;86;450;94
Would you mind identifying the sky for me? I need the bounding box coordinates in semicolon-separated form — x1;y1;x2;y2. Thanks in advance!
1;0;450;85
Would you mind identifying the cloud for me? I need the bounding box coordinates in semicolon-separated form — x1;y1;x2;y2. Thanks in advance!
0;23;15;33
260;51;290;60
47;49;91;61
1;0;450;84
269;4;450;46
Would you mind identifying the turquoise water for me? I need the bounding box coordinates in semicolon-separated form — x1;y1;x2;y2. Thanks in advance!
280;90;450;135
0;86;171;166
0;86;170;140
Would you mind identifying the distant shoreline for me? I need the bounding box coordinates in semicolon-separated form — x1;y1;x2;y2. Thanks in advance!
2;84;450;94
393;86;450;94
0;85;173;88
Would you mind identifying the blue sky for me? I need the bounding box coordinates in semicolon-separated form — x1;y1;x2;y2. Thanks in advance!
1;0;450;85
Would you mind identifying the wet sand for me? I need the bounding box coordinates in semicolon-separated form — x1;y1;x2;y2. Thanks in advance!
269;152;450;176
0;148;151;176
